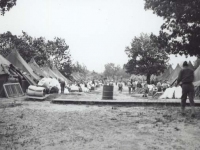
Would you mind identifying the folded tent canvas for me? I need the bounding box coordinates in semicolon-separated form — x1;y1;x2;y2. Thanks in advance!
6;49;41;83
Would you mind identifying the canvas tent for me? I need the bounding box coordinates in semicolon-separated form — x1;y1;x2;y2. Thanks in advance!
0;54;31;96
179;61;195;70
188;61;195;70
41;67;60;79
6;49;41;84
28;58;47;77
0;55;11;96
71;72;84;82
68;75;76;82
193;65;200;87
192;65;200;97
0;55;11;75
71;73;79;81
167;64;182;84
52;67;71;83
157;65;173;81
194;65;200;82
76;72;84;81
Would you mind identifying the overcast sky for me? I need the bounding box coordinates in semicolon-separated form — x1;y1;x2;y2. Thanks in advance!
0;0;196;72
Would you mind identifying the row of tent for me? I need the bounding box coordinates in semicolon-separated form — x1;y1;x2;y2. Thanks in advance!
0;49;84;96
157;60;200;86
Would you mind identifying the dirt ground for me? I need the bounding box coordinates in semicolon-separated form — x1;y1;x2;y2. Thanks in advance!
1;85;200;150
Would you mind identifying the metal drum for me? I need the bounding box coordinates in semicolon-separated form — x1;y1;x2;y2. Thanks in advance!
102;85;113;100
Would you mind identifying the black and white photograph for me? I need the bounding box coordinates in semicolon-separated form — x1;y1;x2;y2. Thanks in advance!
0;0;200;149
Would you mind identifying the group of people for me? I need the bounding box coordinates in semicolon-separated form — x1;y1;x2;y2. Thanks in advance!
127;80;143;94
58;79;102;94
125;79;169;97
120;61;196;117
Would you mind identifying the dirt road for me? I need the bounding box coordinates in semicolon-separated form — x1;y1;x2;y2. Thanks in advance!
1;85;200;150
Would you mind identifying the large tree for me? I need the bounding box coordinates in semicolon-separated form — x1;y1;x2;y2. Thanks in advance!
47;37;71;69
0;31;73;76
124;33;169;84
0;0;17;15
116;68;130;79
0;31;36;61
72;61;89;75
144;0;200;56
103;63;120;80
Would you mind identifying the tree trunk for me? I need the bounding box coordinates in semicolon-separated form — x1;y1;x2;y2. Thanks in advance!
147;74;151;84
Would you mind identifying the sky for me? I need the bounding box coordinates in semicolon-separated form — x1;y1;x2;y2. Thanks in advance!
0;0;196;72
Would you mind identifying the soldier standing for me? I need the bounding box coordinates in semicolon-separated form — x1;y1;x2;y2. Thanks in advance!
176;61;195;117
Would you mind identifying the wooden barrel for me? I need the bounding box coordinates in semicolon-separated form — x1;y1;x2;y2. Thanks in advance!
102;85;113;100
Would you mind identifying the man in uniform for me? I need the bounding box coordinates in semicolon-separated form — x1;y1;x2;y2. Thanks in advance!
59;78;65;94
176;61;195;117
127;80;132;94
118;80;123;92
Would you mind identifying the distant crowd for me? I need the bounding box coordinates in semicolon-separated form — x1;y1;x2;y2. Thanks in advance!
113;79;171;97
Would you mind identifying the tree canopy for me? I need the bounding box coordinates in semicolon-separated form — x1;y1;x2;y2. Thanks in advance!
71;61;89;78
0;31;73;76
103;63;120;79
124;33;169;84
103;63;130;80
144;0;200;56
0;0;17;15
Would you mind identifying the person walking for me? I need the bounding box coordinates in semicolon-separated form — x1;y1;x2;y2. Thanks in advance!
156;81;162;92
59;78;65;94
132;81;136;92
127;80;132;94
118;81;123;93
143;81;149;97
176;61;195;117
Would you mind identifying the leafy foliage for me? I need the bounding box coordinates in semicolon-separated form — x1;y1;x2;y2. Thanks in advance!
103;63;129;80
47;38;70;69
144;0;200;56
0;31;73;76
72;61;88;75
0;0;17;15
87;70;103;80
124;33;169;83
0;31;35;62
103;63;120;79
